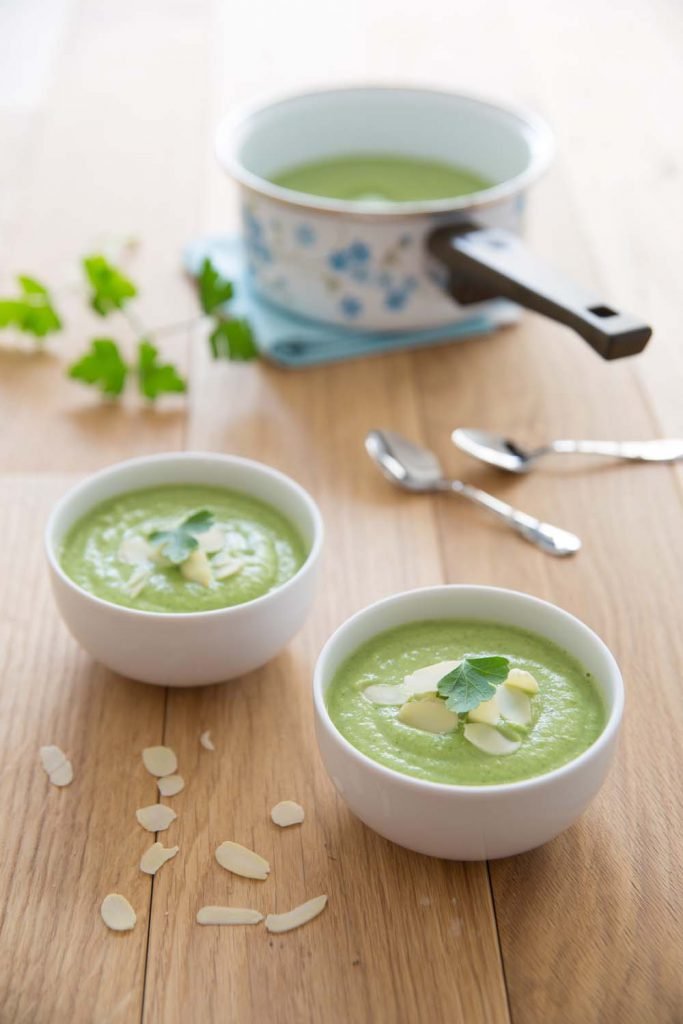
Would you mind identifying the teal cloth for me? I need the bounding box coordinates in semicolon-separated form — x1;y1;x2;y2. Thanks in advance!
183;236;504;369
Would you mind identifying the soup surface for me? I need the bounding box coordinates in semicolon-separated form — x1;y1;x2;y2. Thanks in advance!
326;619;605;786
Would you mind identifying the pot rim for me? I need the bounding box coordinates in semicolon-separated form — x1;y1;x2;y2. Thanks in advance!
216;83;555;221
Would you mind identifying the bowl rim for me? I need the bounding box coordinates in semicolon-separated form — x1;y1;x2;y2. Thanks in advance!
44;451;324;621
313;584;624;796
215;83;555;220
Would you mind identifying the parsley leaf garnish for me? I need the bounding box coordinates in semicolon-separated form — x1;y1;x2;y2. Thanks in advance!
0;276;62;339
198;258;234;314
83;254;137;316
437;657;510;713
67;338;128;396
209;318;258;361
137;339;186;399
149;509;215;565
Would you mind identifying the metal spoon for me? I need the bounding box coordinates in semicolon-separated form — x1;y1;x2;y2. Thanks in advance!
453;428;683;474
365;429;581;557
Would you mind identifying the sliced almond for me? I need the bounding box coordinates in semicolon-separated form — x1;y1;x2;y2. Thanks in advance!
180;549;212;587
505;668;540;695
142;746;178;778
215;841;270;880
140;842;179;875
101;893;136;932
39;745;73;787
196;906;264;926
467;692;501;725
265;895;328;934
213;558;244;581
136;804;177;832
403;660;461;695
271;800;305;827
398;698;458;734
118;535;155;565
497;685;532;726
157;774;184;797
463;723;521;756
199;730;215;751
197;526;225;554
125;564;152;598
362;683;407;705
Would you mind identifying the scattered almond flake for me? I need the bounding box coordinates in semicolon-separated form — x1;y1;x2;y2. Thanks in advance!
362;683;407;705
463;723;521;756
125;564;152;599
180;549;212;587
403;660;461;695
39;745;73;788
467;692;501;726
118;535;155;565
271;801;305;827
398;698;458;734
197;526;225;554
199;730;215;751
265;895;328;934
142;746;178;778
157;774;185;797
196;906;264;926
215;841;270;880
496;685;532;726
136;804;177;832
213;558;244;581
140;842;179;875
505;668;540;695
101;893;136;932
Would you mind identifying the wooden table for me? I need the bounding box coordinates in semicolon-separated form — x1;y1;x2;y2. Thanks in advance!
1;1;682;1020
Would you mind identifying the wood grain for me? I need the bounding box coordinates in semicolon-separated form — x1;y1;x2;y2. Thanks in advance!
0;0;682;1020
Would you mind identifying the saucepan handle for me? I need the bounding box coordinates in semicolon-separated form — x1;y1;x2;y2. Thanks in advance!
427;224;652;360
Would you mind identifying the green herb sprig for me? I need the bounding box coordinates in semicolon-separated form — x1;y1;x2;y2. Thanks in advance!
0;276;62;339
149;510;215;565
437;657;510;713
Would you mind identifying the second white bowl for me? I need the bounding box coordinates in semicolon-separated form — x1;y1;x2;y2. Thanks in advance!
45;452;323;686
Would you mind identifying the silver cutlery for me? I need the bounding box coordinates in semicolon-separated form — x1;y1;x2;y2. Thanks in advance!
365;429;581;557
452;428;683;474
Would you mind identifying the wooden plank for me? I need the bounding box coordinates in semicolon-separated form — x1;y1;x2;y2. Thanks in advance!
143;354;511;1022
0;476;166;1024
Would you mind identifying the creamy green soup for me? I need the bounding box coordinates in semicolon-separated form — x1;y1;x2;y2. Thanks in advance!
326;619;605;786
270;153;491;203
60;485;306;613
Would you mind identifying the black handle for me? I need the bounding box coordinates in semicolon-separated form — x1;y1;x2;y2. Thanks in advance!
428;224;652;360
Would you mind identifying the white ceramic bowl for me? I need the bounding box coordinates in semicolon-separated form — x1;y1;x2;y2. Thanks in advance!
314;586;623;860
45;453;323;687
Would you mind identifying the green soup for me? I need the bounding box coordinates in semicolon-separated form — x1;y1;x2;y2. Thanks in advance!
270;153;491;203
60;485;306;613
326;619;606;786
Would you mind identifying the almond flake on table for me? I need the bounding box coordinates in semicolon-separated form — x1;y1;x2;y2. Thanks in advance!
142;746;178;777
271;800;305;827
196;906;264;926
136;803;177;832
140;842;179;875
101;893;136;932
157;774;184;797
39;745;73;787
265;895;328;934
215;841;270;880
199;730;215;751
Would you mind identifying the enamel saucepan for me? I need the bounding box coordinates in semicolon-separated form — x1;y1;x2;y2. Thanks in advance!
216;86;651;359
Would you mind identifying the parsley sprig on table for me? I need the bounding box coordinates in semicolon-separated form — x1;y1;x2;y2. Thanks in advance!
0;250;258;402
149;510;215;565
437;657;510;713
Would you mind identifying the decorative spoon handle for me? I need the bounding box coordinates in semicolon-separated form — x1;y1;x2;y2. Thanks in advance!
445;480;581;557
546;439;683;462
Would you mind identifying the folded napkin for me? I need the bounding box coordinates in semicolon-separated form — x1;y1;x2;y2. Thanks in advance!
183;236;513;369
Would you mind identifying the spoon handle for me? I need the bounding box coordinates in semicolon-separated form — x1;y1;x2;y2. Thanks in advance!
548;439;683;462
447;481;581;557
